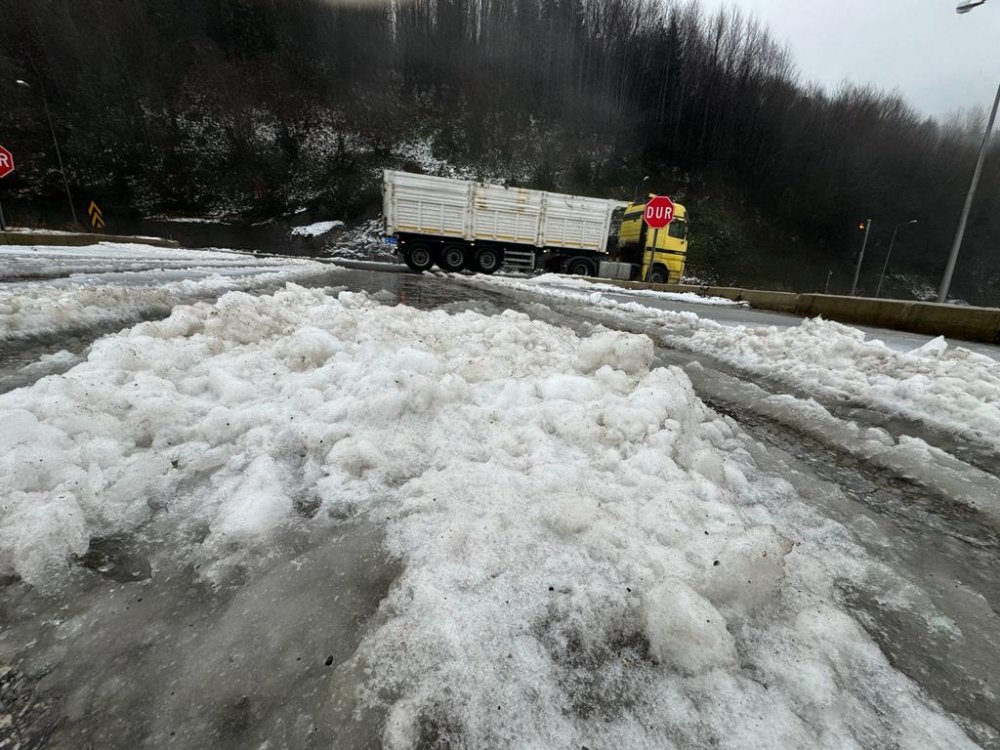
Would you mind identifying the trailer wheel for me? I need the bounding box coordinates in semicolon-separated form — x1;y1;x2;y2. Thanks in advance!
438;244;468;272
567;258;592;276
473;247;502;274
404;244;434;272
649;266;668;284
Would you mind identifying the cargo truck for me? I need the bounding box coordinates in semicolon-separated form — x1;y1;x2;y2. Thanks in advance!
382;170;688;282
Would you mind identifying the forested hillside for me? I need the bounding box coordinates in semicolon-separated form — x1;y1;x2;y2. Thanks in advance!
1;0;998;301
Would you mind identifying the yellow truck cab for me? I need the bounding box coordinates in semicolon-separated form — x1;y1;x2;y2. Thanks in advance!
617;199;689;284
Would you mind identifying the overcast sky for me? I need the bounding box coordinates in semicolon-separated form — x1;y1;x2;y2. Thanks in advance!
697;0;1000;120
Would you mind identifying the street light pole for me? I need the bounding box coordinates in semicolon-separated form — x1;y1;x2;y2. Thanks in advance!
16;79;78;226
875;219;917;298
939;0;997;302
633;175;649;203
937;79;999;302
849;218;871;296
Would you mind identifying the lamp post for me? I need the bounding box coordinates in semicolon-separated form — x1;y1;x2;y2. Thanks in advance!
938;0;996;302
633;175;649;203
15;78;78;226
875;219;917;298
849;218;871;296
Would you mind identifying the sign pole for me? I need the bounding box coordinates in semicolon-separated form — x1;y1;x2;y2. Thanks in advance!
0;144;15;231
646;227;658;282
641;194;675;284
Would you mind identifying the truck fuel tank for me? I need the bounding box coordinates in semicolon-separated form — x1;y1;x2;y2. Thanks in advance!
598;261;634;280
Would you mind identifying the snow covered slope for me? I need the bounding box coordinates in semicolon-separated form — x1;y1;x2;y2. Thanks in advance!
0;284;980;748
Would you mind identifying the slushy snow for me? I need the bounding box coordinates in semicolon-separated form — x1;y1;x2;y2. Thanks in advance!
472;273;1000;456
0;284;980;747
290;220;344;237
520;272;747;306
0;242;268;280
0;243;327;340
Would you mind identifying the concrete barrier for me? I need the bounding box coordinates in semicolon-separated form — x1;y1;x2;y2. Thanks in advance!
579;277;1000;345
798;294;1000;344
739;289;800;313
0;231;180;249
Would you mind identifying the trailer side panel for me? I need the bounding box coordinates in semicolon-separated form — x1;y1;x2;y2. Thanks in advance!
471;183;543;245
384;170;625;251
385;171;472;239
539;193;619;251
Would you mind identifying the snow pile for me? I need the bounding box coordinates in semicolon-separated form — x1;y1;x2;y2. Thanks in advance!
0;350;84;395
0;286;978;747
148;217;232;224
0;244;326;340
0;242;289;281
682;318;1000;453
291;220;344;237
517;273;746;307
471;274;1000;455
2;228;100;236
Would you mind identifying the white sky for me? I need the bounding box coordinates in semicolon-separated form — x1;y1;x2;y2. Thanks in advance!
698;0;1000;120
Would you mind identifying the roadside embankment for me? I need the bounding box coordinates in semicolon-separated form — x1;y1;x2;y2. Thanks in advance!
582;278;1000;344
0;231;179;249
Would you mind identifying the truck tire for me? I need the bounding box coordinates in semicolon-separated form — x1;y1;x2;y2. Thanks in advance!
650;266;668;284
473;247;502;274
567;258;592;276
403;244;434;272
438;244;468;272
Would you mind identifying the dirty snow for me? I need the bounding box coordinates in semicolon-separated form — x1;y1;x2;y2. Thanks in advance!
683;318;1000;452
0;284;982;747
0;242;291;280
515;273;746;306
0;243;326;340
291;220;344;237
147;216;232;224
2;228;104;236
472;274;1000;456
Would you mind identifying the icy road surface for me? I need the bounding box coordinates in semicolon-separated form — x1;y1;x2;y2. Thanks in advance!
520;273;1000;360
2;252;1000;749
0;243;347;393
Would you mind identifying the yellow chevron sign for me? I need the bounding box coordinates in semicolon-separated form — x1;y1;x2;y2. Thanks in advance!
88;200;105;230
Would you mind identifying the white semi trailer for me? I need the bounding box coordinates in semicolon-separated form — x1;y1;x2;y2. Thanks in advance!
382;170;629;275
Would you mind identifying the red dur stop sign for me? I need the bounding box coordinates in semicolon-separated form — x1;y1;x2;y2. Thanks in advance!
0;145;14;180
643;195;674;229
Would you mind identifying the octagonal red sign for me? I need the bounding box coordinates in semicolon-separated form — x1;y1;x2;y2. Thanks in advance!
0;145;14;179
643;194;674;229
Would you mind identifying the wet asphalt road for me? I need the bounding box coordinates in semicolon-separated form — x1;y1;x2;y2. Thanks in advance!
2;261;999;747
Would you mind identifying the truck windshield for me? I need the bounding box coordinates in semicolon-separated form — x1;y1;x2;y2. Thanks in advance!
667;219;687;240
